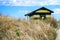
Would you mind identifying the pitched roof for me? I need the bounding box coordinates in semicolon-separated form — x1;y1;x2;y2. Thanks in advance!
36;7;54;12
25;7;54;16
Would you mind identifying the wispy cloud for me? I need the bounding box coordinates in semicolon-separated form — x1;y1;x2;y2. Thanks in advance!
0;0;60;6
19;10;31;14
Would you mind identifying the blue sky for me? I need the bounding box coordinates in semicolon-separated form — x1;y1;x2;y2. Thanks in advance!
0;0;60;21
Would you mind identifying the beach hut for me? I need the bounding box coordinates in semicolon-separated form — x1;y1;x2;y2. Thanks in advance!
25;7;54;20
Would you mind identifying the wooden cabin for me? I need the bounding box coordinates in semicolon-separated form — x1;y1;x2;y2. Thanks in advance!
25;7;54;20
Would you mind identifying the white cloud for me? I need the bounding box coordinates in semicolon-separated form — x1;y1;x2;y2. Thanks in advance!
52;8;60;21
53;9;60;14
0;0;60;6
19;10;31;14
13;0;16;3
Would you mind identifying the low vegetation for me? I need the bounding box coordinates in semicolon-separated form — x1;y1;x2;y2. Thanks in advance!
0;15;57;40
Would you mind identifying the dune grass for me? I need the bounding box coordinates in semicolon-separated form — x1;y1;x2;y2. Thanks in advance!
0;15;57;40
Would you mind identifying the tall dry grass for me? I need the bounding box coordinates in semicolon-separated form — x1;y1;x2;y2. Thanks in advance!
0;15;57;40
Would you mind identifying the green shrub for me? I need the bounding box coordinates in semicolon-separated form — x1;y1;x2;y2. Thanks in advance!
15;29;21;37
